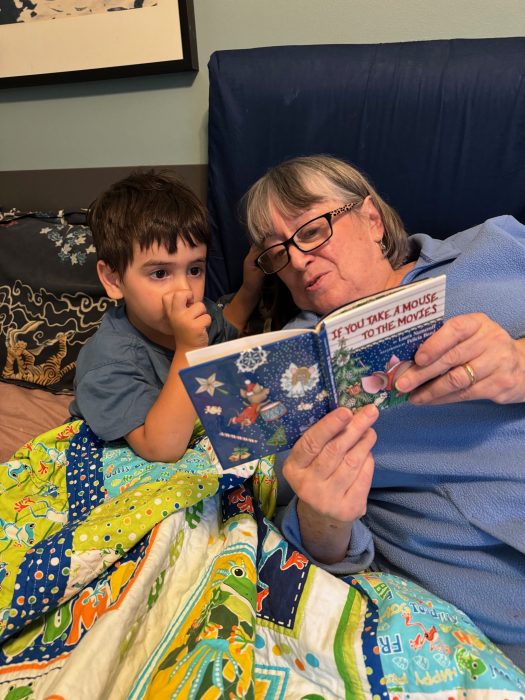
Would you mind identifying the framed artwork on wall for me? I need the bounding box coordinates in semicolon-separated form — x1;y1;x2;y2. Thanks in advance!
0;0;198;88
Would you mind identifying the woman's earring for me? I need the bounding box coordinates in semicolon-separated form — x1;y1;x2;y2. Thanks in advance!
379;240;387;255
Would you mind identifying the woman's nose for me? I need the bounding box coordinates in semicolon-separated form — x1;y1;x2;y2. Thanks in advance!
287;243;312;270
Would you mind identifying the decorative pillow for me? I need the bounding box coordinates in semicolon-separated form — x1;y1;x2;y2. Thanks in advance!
0;210;116;394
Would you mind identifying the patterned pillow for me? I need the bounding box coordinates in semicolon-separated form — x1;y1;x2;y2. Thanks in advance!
0;210;116;394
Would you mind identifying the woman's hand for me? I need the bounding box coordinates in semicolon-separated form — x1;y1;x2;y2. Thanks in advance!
241;244;265;296
395;313;525;405
283;404;379;563
222;245;265;332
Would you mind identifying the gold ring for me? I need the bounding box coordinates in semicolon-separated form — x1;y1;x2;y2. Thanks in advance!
462;363;476;386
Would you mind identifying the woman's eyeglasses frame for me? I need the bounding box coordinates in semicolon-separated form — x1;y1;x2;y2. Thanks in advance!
255;201;359;275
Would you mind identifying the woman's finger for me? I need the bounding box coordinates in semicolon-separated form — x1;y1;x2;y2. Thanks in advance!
396;313;514;398
409;365;484;404
291;404;378;471
309;422;377;482
413;314;485;367
295;444;376;522
284;411;378;520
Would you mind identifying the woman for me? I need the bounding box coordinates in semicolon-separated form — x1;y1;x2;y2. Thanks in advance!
243;155;525;669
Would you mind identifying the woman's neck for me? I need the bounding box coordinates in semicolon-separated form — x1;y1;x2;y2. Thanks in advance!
385;261;417;290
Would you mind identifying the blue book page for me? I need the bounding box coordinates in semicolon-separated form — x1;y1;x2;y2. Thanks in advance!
180;331;333;465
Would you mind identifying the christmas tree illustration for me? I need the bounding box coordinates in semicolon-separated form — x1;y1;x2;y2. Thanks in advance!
267;424;287;447
331;338;377;410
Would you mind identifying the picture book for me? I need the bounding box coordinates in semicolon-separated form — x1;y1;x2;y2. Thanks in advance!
180;274;447;466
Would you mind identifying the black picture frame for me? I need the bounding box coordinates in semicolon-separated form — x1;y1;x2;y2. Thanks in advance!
0;0;198;88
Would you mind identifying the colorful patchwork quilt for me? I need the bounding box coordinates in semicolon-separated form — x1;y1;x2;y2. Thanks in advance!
0;420;524;699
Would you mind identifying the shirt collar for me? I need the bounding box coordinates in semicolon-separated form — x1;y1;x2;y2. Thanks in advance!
400;233;462;283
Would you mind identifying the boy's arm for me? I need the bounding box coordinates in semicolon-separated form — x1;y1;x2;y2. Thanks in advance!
125;347;197;463
126;293;210;463
222;245;264;332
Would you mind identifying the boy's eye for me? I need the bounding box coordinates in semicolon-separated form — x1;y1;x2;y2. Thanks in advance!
151;269;169;280
189;266;204;277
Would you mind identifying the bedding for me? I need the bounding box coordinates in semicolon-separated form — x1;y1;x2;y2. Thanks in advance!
0;420;524;698
0;383;70;463
0;210;115;395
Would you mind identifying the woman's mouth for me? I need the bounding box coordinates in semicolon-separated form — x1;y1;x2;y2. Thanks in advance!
305;273;326;292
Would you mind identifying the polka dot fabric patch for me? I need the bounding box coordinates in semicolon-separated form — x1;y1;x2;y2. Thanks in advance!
66;421;107;519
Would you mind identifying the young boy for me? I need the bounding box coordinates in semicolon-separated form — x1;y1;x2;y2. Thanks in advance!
69;170;262;463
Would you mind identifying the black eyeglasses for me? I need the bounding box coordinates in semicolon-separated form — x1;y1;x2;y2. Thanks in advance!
255;202;359;275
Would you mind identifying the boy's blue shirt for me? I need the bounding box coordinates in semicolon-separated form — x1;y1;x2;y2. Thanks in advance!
70;298;237;442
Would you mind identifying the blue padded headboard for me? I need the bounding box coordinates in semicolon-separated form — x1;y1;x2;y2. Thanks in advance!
206;37;525;300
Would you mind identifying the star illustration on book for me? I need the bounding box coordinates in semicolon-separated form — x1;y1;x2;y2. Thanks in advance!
195;373;228;396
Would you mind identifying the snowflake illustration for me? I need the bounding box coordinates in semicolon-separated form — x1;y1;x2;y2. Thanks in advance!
235;346;268;373
297;402;314;411
280;363;320;398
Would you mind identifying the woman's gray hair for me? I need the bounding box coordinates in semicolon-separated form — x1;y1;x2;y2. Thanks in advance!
242;154;409;269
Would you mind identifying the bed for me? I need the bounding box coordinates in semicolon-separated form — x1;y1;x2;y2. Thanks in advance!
1;37;525;699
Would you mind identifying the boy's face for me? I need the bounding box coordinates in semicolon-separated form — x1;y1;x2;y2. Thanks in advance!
99;240;207;348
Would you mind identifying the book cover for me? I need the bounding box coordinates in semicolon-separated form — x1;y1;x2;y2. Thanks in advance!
180;275;446;466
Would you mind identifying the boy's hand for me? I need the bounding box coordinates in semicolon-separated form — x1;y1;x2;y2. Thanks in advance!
162;290;211;351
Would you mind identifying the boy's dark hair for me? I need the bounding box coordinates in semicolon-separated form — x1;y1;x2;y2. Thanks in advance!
87;169;210;277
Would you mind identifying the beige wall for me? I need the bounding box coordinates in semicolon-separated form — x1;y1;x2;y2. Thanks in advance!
0;0;523;171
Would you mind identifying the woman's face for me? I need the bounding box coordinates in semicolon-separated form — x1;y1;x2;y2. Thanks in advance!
267;196;393;315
